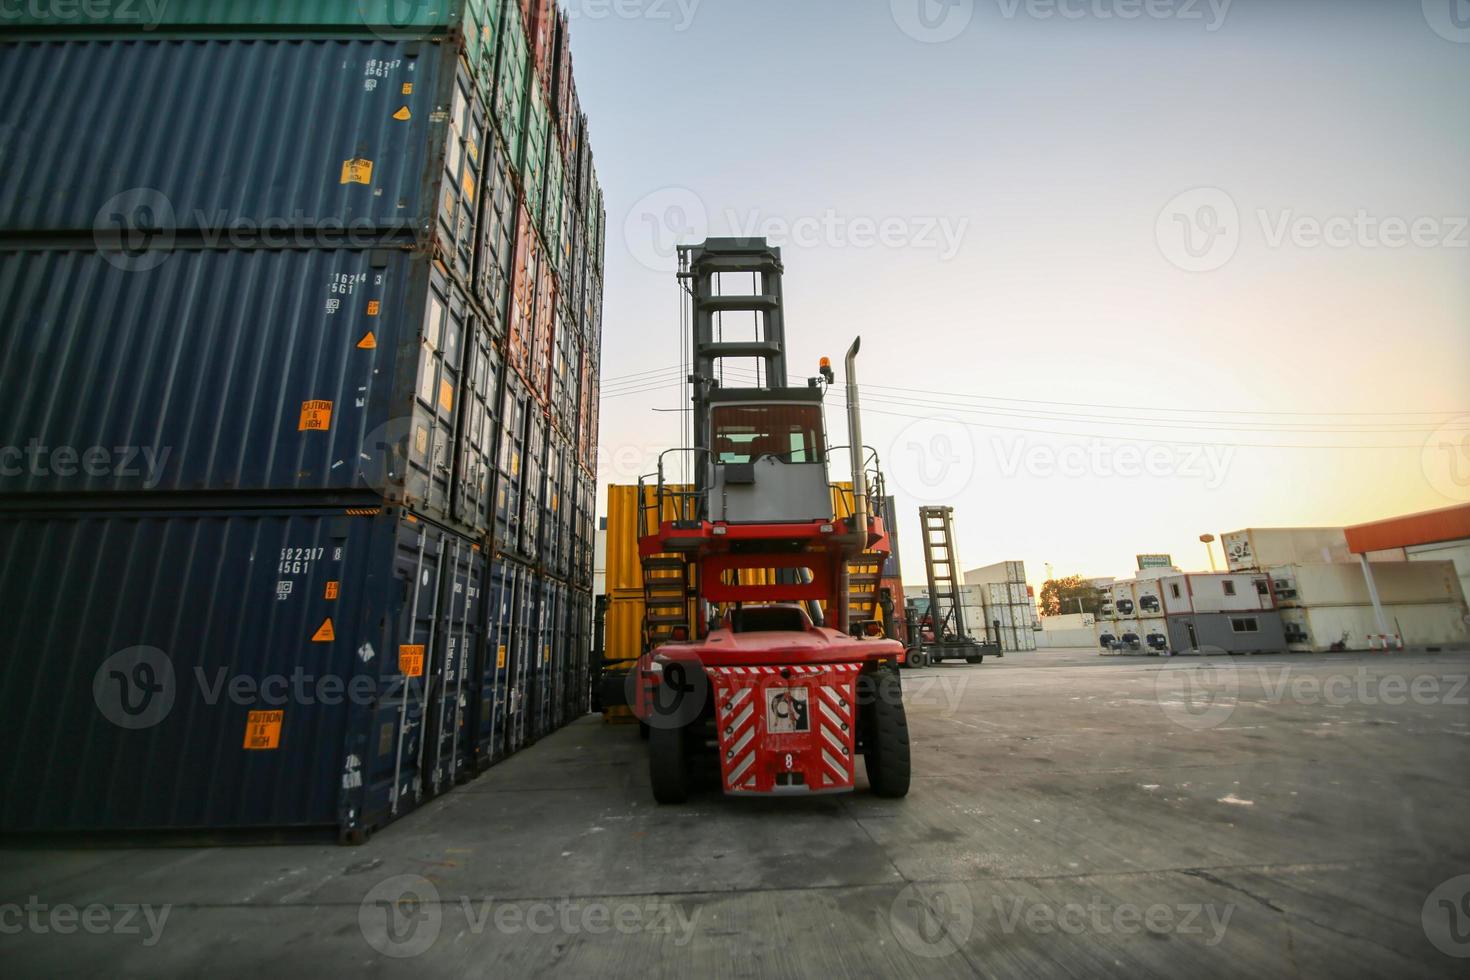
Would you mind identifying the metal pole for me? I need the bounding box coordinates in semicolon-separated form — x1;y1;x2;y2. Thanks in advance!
1359;554;1393;649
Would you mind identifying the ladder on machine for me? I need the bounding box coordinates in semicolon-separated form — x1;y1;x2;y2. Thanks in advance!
920;506;969;641
846;554;885;633
641;554;695;651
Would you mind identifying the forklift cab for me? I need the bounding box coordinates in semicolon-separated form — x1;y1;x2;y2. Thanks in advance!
706;388;834;524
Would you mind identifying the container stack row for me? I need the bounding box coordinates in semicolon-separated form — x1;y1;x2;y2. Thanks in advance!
0;0;605;842
962;562;1039;652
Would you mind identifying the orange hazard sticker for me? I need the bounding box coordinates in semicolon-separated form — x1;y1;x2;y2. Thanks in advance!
357;332;378;350
243;710;284;750
400;644;426;678
366;300;382;317
402;83;414;95
324;581;340;601
393;105;412;121
299;400;333;431
497;645;507;669
463;169;476;203
439;380;454;413
340;159;374;185
312;618;336;642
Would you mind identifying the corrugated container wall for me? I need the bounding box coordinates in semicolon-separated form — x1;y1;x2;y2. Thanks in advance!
0;0;607;837
1222;527;1352;572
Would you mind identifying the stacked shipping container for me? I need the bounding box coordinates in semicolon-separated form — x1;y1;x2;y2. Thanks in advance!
0;0;606;841
963;562;1039;652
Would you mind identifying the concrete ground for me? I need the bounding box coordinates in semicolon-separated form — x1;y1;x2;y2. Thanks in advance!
4;648;1470;978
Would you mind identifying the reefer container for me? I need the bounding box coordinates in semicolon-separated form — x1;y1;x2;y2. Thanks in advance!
1110;581;1138;619
1135;578;1165;617
0;505;484;839
1222;527;1351;572
0;37;485;282
963;560;1026;587
1269;561;1467;609
0;246;500;535
1281;603;1470;652
1140;617;1170;654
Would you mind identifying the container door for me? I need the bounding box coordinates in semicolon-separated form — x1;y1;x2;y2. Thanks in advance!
452;306;503;536
506;562;534;753
423;534;485;797
359;518;445;828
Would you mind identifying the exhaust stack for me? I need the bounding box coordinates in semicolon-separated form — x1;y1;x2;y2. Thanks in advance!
844;337;868;550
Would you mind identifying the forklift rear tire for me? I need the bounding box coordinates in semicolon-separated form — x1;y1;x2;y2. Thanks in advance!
863;670;911;799
966;655;984;664
649;724;690;804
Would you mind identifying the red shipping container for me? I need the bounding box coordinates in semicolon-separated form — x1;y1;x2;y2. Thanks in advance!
508;203;539;383
531;255;555;402
529;0;554;95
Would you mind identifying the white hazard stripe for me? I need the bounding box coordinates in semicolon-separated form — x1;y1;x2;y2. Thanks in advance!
821;747;848;780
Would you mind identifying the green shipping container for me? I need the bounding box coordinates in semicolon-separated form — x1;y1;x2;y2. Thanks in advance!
522;81;549;228
493;1;531;175
1;0;460;32
543;124;565;261
462;0;506;107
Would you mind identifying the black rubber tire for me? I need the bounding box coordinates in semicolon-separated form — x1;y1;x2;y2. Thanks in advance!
649;725;690;804
638;721;650;740
863;670;911;799
966;655;984;665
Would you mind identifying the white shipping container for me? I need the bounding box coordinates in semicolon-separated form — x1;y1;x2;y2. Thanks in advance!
1281;602;1470;652
1223;527;1351;572
1408;541;1470;611
1271;561;1466;609
1116;619;1143;651
1140;616;1170;654
1111;581;1138;618
1135;578;1164;617
965;561;1026;586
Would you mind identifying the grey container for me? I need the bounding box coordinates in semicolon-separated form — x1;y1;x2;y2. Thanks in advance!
0;245;502;538
0;505;486;839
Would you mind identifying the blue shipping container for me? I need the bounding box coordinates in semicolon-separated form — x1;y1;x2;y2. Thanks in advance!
0;246;499;536
0;505;482;839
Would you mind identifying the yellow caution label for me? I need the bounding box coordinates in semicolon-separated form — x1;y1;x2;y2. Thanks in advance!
244;710;284;750
497;645;507;669
415;425;429;456
400;644;426;678
356;332;378;350
543;645;551;664
393;105;412;121
299;400;333;431
312;618;336;643
463;168;476;203
366;300;382;317
324;581;340;601
402;83;414;95
340;159;374;185
439;380;454;413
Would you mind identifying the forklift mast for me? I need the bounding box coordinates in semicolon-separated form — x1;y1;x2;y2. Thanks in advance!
920;505;972;640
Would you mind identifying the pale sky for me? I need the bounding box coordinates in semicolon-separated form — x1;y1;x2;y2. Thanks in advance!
570;0;1470;587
